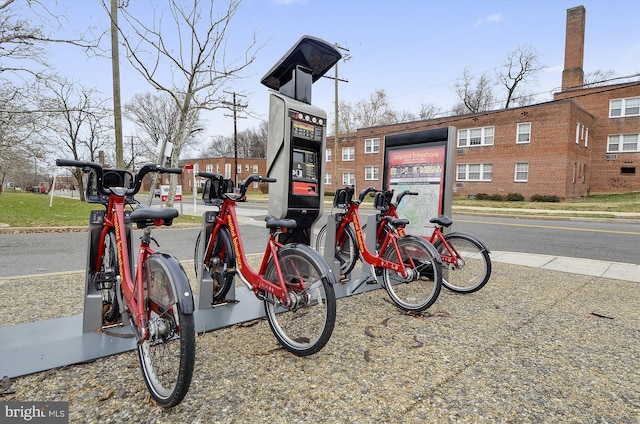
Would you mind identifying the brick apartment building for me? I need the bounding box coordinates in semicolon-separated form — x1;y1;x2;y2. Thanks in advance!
178;156;266;193
182;5;638;200
324;5;639;200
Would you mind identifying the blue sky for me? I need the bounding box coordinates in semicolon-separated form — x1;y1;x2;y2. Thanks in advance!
42;0;640;154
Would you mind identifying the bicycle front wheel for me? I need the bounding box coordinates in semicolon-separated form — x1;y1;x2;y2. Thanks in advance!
382;236;442;312
263;244;337;356
434;232;491;294
138;254;195;408
194;229;235;302
316;223;358;276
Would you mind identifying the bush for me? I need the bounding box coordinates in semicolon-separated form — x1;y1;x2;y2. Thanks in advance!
259;182;269;194
505;193;525;201
488;194;505;201
475;193;490;200
530;194;560;202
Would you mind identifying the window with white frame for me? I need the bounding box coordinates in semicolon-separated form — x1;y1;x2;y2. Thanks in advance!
458;126;494;147
216;164;220;173
364;138;380;154
514;163;529;182
342;172;355;185
610;97;640;118
224;163;231;179
206;164;213;172
364;166;379;180
456;164;492;181
237;164;242;173
607;134;640;153
324;173;332;185
245;164;249;171
325;149;332;162
342;147;355;161
517;123;531;144
576;123;580;144
253;164;258;173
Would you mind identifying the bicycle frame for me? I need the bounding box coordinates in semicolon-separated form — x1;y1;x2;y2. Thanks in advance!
338;202;412;277
206;195;304;305
95;194;153;342
381;199;462;268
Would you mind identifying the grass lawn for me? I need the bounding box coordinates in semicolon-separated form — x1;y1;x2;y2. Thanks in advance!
1;190;638;228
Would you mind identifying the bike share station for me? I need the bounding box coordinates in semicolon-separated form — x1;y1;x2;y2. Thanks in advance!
192;36;343;333
326;127;457;297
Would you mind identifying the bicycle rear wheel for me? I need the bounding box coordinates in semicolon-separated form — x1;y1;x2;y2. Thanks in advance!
316;223;358;276
382;236;442;312
263;244;337;356
434;232;491;294
138;253;195;408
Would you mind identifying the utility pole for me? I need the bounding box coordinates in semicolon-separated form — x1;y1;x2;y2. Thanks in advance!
110;0;124;168
323;43;350;191
223;91;247;187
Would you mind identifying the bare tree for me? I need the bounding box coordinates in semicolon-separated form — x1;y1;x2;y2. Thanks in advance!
496;45;543;109
453;67;495;114
417;103;442;120
114;0;258;206
38;77;111;201
583;70;616;88
201;135;233;158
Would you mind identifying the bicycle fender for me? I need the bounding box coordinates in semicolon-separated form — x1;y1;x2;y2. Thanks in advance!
280;243;340;286
401;235;443;264
446;231;491;253
147;253;195;315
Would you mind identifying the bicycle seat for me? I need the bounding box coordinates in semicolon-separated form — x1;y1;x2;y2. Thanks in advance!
264;215;298;229
130;206;179;228
383;216;409;228
430;215;452;227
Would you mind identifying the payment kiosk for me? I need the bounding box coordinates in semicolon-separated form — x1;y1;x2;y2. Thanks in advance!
261;35;342;245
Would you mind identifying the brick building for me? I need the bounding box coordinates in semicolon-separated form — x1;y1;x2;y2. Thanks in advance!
324;5;639;199
178;156;266;193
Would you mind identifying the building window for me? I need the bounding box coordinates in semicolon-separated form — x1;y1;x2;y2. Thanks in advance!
585;128;589;148
610;97;640;118
516;123;531;144
514;163;529;182
342;172;355;185
364;166;379;180
342;147;355;161
237;164;242;173
206;164;213;172
456;164;492;181
224;163;231;179
575;123;580;144
253;164;258;173
216;164;220;173
245;164;249;171
458;126;494;147
364;138;380;154
325;149;332;162
607;134;640;153
324;173;332;185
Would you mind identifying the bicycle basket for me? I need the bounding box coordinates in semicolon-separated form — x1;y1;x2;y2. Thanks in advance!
373;190;393;210
86;169;135;205
203;177;234;205
333;187;353;208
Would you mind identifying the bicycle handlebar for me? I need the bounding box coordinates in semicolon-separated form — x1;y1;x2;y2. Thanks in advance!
56;159;182;197
395;190;418;206
358;186;380;203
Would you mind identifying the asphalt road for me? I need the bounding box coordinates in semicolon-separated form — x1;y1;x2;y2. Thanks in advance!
0;210;638;278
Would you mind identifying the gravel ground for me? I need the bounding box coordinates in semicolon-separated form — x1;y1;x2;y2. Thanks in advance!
1;261;639;423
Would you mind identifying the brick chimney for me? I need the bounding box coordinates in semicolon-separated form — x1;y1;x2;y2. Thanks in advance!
561;6;586;91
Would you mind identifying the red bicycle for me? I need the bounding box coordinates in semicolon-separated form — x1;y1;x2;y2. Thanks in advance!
369;189;491;294
194;173;337;356
316;186;442;312
56;159;195;408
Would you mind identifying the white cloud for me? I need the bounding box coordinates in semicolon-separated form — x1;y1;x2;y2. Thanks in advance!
474;13;502;28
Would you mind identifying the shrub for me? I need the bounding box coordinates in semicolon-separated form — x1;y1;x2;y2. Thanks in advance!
505;193;525;201
530;194;560;202
488;194;505;201
475;193;490;200
259;182;269;194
